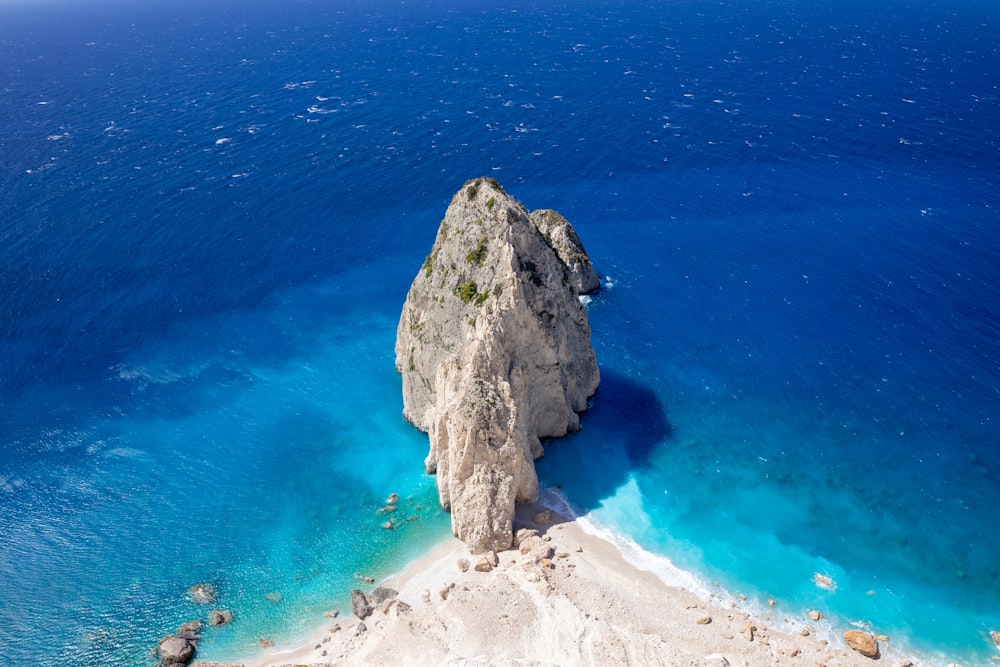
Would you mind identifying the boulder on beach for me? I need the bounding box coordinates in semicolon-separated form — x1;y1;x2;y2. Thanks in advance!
351;589;373;619
370;586;398;608
843;629;880;659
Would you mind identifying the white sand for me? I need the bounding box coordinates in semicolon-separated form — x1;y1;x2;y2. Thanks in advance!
229;503;908;667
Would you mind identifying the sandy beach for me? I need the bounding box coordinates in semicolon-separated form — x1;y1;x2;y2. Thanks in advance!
211;502;912;667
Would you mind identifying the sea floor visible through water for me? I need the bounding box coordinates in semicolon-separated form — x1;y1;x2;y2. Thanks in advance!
1;0;998;664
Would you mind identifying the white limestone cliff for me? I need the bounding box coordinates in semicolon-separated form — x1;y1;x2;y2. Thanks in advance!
395;177;600;553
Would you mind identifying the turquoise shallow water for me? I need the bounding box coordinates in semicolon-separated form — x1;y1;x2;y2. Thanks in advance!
1;0;998;664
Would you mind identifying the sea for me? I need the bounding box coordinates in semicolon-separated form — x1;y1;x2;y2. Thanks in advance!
1;0;998;664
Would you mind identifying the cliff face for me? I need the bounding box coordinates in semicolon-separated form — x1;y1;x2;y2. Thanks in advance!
395;178;600;553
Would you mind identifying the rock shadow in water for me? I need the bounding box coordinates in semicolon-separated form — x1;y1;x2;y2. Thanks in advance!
534;368;673;514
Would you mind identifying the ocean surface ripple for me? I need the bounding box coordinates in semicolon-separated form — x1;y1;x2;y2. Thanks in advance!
1;0;998;664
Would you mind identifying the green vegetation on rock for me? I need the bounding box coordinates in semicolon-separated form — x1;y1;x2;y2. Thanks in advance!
455;280;478;304
466;237;488;265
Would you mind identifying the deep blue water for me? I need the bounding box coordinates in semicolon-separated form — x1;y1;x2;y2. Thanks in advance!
2;0;998;664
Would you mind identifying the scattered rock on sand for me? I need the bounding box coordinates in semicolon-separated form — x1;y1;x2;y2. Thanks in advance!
485;550;499;568
187;583;217;604
807;610;823;621
370;586;398;607
158;635;196;666
208;610;233;627
351;590;373;619
324;609;339;618
740;622;757;641
696;615;712;625
457;557;470;572
843;630;880;658
474;556;494;572
519;536;541;555
381;598;412;615
514;528;539;546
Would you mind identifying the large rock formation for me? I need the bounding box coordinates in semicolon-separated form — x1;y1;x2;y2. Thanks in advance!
395;177;600;553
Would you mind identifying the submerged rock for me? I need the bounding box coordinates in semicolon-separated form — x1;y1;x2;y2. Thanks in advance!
395;178;599;553
176;620;202;636
186;583;217;604
208;609;233;627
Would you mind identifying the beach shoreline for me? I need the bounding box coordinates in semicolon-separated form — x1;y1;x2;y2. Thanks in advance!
227;500;914;667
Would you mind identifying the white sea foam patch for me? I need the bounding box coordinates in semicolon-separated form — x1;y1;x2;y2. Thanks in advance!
112;362;187;386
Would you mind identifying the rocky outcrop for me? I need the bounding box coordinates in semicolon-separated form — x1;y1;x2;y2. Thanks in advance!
158;635;196;667
208;609;233;627
529;209;601;294
395;177;600;553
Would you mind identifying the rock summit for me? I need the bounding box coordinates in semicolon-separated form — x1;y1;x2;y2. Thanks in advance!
395;177;600;553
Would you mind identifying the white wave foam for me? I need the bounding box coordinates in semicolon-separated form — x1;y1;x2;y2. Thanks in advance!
538;486;712;597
